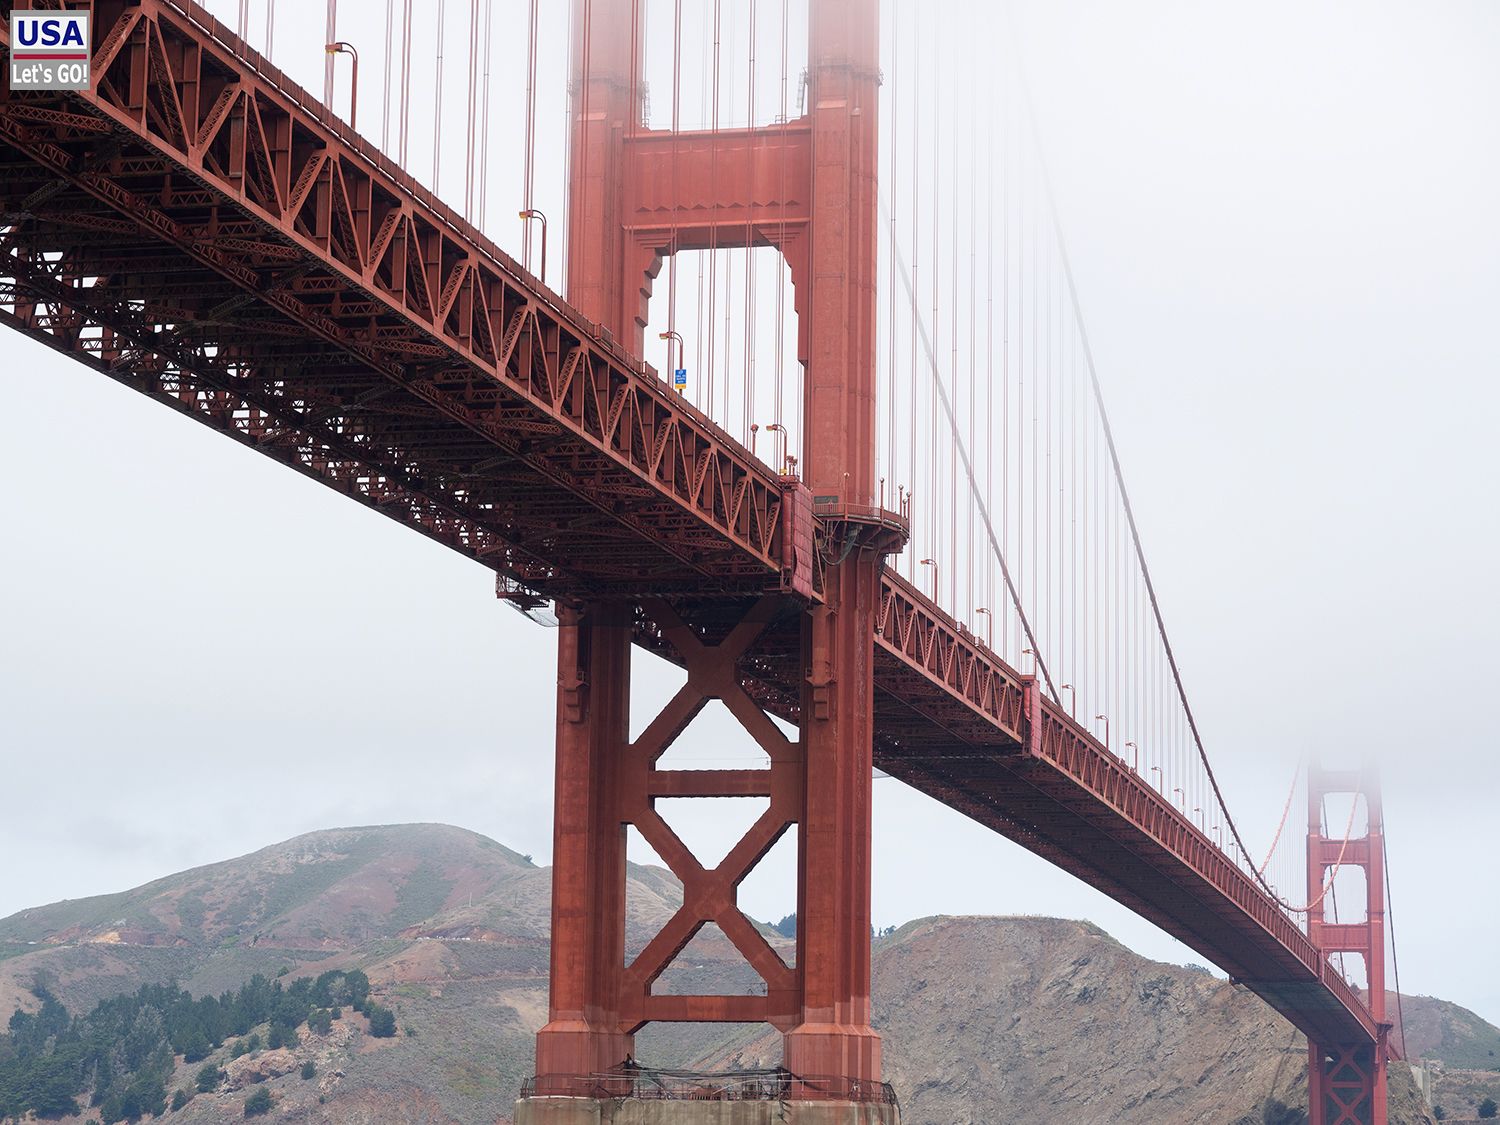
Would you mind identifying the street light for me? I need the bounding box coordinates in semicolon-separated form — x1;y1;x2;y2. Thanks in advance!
658;330;684;393
763;422;788;472
1172;786;1184;809
519;208;549;284
1150;765;1163;791
325;41;359;129
919;558;938;598
975;607;993;649
1125;740;1138;771
1059;684;1074;715
1021;647;1036;675
1095;714;1110;751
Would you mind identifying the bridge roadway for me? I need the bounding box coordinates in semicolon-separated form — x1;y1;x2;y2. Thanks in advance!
0;0;1379;1052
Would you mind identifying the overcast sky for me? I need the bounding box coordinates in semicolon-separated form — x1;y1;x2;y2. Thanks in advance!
2;0;1497;1031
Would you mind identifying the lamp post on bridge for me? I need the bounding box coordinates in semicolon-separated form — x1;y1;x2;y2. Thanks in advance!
658;330;685;395
975;607;993;650
1059;683;1074;716
764;422;789;473
519;209;549;284
912;561;936;603
1150;765;1163;792
324;41;359;129
1125;741;1138;772
1095;714;1110;751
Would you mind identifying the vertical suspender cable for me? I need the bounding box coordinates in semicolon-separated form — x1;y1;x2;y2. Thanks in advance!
464;0;478;218
706;0;721;422
972;41;984;627
907;4;920;578
398;0;412;166
986;36;996;625
666;0;681;388
743;0;756;448
929;4;940;571
433;0;446;191
382;0;394;151
478;0;494;229
884;0;898;499
324;0;337;106
773;0;787;452
265;0;275;59
523;0;540;266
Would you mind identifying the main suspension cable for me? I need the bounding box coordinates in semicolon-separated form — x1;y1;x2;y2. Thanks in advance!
885;203;1059;703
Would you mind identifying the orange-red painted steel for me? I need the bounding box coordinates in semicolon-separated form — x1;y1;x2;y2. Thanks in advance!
1306;769;1390;1125
0;0;795;601
0;0;1386;1110
539;0;886;1092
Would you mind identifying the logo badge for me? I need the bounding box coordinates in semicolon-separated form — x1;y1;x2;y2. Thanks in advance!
10;10;91;91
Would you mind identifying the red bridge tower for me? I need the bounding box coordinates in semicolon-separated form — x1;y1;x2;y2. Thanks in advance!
527;0;899;1115
1307;768;1391;1125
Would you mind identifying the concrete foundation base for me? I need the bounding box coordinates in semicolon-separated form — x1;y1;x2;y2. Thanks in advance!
514;1098;900;1125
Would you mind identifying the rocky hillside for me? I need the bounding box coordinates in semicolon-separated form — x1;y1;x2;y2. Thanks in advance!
697;915;1434;1125
0;824;1487;1124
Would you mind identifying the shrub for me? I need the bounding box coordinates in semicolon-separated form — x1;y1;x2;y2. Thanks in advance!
195;1063;224;1093
1433;1107;1445;1121
244;1087;272;1116
308;1008;332;1035
180;1029;211;1063
300;1060;317;1080
366;1005;397;1038
1479;1097;1497;1120
267;1022;298;1050
171;1089;191;1111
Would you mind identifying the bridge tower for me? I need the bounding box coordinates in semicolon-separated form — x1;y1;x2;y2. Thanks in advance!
525;0;898;1120
1306;768;1390;1125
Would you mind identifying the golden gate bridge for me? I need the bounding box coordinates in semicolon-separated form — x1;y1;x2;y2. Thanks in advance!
0;2;1406;1122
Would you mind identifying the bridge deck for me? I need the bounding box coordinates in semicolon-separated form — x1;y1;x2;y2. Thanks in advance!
0;0;795;600
0;0;1377;1052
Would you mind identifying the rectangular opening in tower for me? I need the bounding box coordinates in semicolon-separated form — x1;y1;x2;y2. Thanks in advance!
644;246;803;477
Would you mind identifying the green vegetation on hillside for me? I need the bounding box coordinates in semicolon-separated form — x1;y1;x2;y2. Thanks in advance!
0;969;369;1122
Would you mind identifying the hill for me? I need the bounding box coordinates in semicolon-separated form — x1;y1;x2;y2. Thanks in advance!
0;824;1484;1123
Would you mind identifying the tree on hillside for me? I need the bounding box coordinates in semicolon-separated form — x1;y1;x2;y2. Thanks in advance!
771;913;796;938
179;1028;211;1063
267;1021;298;1050
1433;1107;1445;1121
1479;1097;1497;1119
195;1063;224;1093
366;1005;397;1038
243;1086;272;1117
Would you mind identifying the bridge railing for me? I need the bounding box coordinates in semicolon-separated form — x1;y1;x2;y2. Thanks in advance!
0;0;797;598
